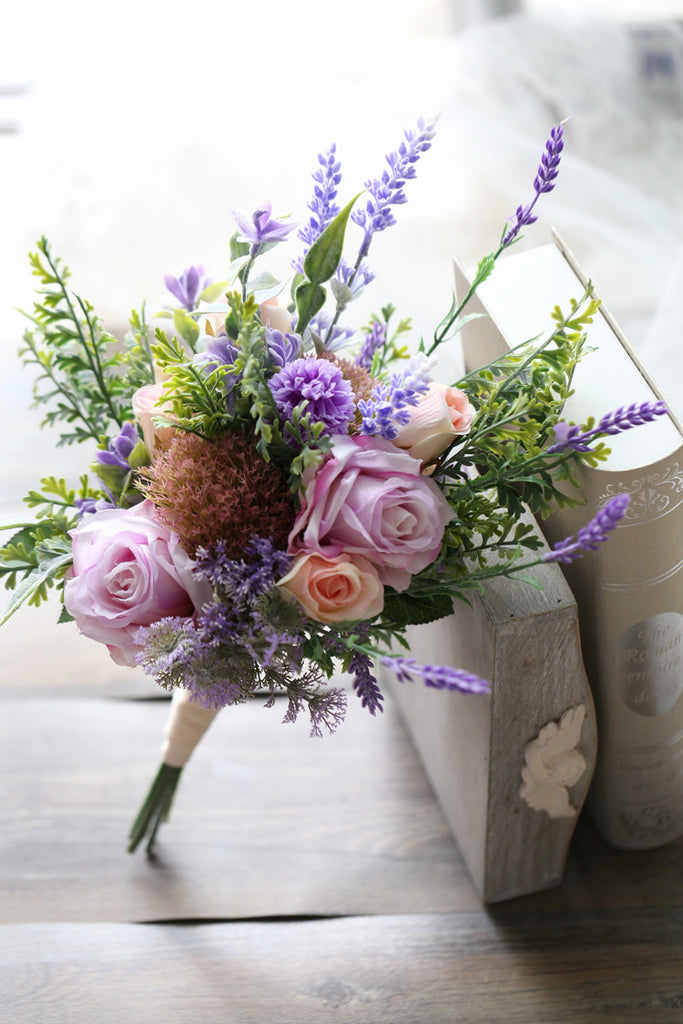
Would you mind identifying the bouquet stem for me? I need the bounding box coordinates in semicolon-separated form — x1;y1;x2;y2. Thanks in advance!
128;688;218;855
127;762;183;854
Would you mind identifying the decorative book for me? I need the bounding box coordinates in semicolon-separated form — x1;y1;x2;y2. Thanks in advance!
455;234;683;850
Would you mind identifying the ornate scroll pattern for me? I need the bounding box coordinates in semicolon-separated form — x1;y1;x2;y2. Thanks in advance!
519;704;588;819
597;461;683;524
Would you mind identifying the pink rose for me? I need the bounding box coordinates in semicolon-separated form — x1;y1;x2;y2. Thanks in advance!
260;298;293;334
131;383;176;458
277;551;384;624
288;435;453;592
64;500;212;667
394;383;476;463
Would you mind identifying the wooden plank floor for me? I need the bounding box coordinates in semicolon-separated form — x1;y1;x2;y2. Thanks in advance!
1;625;682;1021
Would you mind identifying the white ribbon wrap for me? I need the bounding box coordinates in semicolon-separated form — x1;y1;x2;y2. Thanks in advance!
160;688;218;768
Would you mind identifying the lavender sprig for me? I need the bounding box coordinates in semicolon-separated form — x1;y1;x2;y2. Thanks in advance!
502;122;565;247
352;117;437;262
295;145;342;269
349;651;385;715
542;493;630;565
356;320;387;371
381;656;490;696
358;371;429;440
548;401;668;453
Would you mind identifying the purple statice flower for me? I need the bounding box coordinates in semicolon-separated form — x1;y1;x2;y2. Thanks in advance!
547;401;668;453
542;492;630;565
95;421;140;470
164;265;211;312
502;122;565;246
265;327;302;369
349;651;384;715
232;202;296;250
381;655;490;696
295;144;342;267
269;357;356;438
356;320;387;370
352;117;437;261
358;371;430;440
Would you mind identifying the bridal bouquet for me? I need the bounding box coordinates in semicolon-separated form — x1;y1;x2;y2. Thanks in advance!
1;119;666;853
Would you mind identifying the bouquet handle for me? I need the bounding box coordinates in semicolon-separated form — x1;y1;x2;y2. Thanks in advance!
128;689;218;854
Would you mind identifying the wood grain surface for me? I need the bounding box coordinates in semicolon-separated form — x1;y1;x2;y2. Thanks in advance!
1;676;681;1021
2;911;682;1024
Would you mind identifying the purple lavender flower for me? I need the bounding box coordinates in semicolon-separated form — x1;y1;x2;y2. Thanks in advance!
296;145;342;260
356;320;387;371
349;651;385;715
306;313;357;352
381;655;490;696
548;401;668;453
95;422;140;470
265;327;302;369
352;117;437;260
358;371;429;440
232;202;296;249
502;123;565;246
542;492;630;564
164;265;211;312
269;357;356;437
74;496;115;518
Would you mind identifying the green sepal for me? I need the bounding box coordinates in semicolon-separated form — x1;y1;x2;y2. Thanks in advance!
58;603;75;624
127;439;150;471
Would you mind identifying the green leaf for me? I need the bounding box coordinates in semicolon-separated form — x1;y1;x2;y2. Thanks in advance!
248;272;286;304
382;590;454;628
172;308;200;347
0;549;73;625
302;193;362;285
294;281;326;337
198;281;230;303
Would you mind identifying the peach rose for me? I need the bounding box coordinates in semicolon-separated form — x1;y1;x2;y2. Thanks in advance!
131;383;176;458
394;382;475;463
277;551;384;624
260;298;293;334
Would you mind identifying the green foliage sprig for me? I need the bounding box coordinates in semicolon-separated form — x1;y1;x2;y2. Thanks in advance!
20;238;131;445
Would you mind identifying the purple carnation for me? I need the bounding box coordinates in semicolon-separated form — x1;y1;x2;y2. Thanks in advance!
269;357;356;437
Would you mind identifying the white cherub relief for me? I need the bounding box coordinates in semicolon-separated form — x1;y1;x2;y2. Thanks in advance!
519;704;587;819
